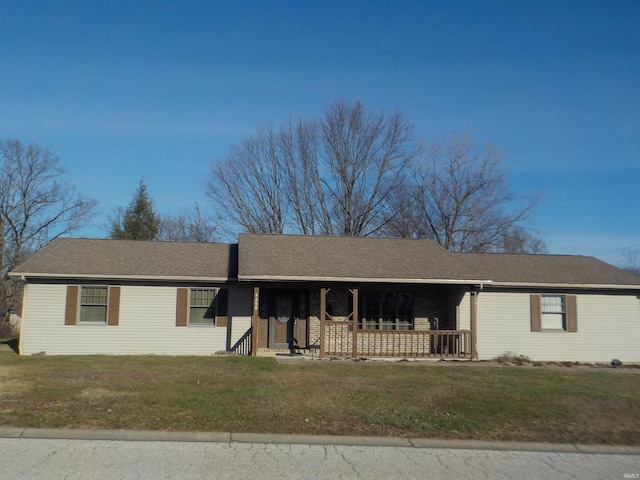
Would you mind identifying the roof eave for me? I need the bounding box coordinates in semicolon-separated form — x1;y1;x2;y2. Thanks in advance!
486;281;640;290
238;274;640;290
9;272;230;283
237;274;492;285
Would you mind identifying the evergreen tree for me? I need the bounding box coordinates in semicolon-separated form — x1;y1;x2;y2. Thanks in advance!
110;180;159;240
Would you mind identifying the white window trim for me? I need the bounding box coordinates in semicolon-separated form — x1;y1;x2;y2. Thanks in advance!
78;285;109;326
188;287;219;327
540;294;567;332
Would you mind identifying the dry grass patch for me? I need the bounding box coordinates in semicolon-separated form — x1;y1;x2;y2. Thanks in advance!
0;352;639;444
0;366;28;397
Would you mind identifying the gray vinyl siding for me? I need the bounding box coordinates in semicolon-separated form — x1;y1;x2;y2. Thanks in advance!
20;283;229;355
476;291;640;362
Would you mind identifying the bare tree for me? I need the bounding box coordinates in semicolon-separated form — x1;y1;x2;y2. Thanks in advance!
207;123;287;235
389;133;542;253
209;99;416;237
500;227;548;254
158;203;220;242
622;250;640;275
0;139;97;329
279;116;332;235
319;99;414;236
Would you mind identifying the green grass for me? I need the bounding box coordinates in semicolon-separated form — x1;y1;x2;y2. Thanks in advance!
1;352;639;444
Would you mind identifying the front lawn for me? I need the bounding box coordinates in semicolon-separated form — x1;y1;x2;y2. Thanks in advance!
1;352;639;444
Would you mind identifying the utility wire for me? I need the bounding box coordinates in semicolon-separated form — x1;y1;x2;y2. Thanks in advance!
593;242;640;261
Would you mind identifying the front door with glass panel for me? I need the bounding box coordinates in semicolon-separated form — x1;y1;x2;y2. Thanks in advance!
269;293;294;349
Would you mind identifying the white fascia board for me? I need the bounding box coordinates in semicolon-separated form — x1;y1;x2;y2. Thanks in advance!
237;275;640;291
237;274;492;285
9;272;229;283
485;281;640;291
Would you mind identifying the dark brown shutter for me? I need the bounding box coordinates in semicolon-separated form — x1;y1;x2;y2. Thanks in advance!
65;286;79;325
566;295;577;332
176;288;188;327
107;287;121;326
530;294;541;332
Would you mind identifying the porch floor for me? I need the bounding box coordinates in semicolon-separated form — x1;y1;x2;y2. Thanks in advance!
256;348;320;358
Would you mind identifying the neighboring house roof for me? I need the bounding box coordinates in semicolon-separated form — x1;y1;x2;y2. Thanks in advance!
9;238;234;282
9;234;640;290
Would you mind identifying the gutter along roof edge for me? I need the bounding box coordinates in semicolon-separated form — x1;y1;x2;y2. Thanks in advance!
9;272;231;283
238;275;640;290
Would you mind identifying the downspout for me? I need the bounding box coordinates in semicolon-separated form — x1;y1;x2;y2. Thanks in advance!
17;276;27;356
319;288;327;358
471;285;479;360
251;286;260;356
351;288;358;359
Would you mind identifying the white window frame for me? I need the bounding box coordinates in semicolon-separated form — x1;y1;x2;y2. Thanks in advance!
188;288;218;326
541;294;566;331
79;285;109;325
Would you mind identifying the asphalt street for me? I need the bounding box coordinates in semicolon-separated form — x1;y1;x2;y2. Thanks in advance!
1;430;640;480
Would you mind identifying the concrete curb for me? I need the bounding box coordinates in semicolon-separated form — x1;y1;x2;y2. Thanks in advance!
231;432;410;447
1;427;639;454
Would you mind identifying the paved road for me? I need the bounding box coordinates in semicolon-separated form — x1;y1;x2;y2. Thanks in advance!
2;435;640;480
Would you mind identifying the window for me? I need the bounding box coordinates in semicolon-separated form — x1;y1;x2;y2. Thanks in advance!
531;294;577;333
359;292;414;330
66;286;119;326
541;295;565;330
79;286;108;324
189;288;218;325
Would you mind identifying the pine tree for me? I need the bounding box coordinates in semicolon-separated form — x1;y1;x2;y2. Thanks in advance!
110;180;159;240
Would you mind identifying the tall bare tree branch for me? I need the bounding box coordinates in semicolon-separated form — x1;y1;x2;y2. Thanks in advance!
158;203;220;242
388;132;544;253
207;123;287;235
209;99;415;237
0;139;97;324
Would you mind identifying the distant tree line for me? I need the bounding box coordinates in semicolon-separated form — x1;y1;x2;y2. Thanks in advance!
108;180;218;243
109;99;545;253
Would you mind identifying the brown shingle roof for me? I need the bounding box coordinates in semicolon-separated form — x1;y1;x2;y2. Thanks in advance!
10;238;233;281
238;233;640;288
10;234;640;289
238;233;463;282
456;252;640;287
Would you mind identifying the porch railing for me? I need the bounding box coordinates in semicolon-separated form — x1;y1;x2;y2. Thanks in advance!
229;327;252;356
321;320;471;359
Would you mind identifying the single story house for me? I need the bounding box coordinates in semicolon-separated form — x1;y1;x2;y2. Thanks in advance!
9;233;640;362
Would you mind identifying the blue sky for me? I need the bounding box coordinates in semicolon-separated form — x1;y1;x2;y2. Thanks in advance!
1;0;639;264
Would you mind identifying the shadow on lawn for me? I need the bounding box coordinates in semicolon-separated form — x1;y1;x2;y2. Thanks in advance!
0;338;19;354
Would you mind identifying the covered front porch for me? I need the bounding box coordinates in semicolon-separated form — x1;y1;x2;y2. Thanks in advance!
235;283;477;359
